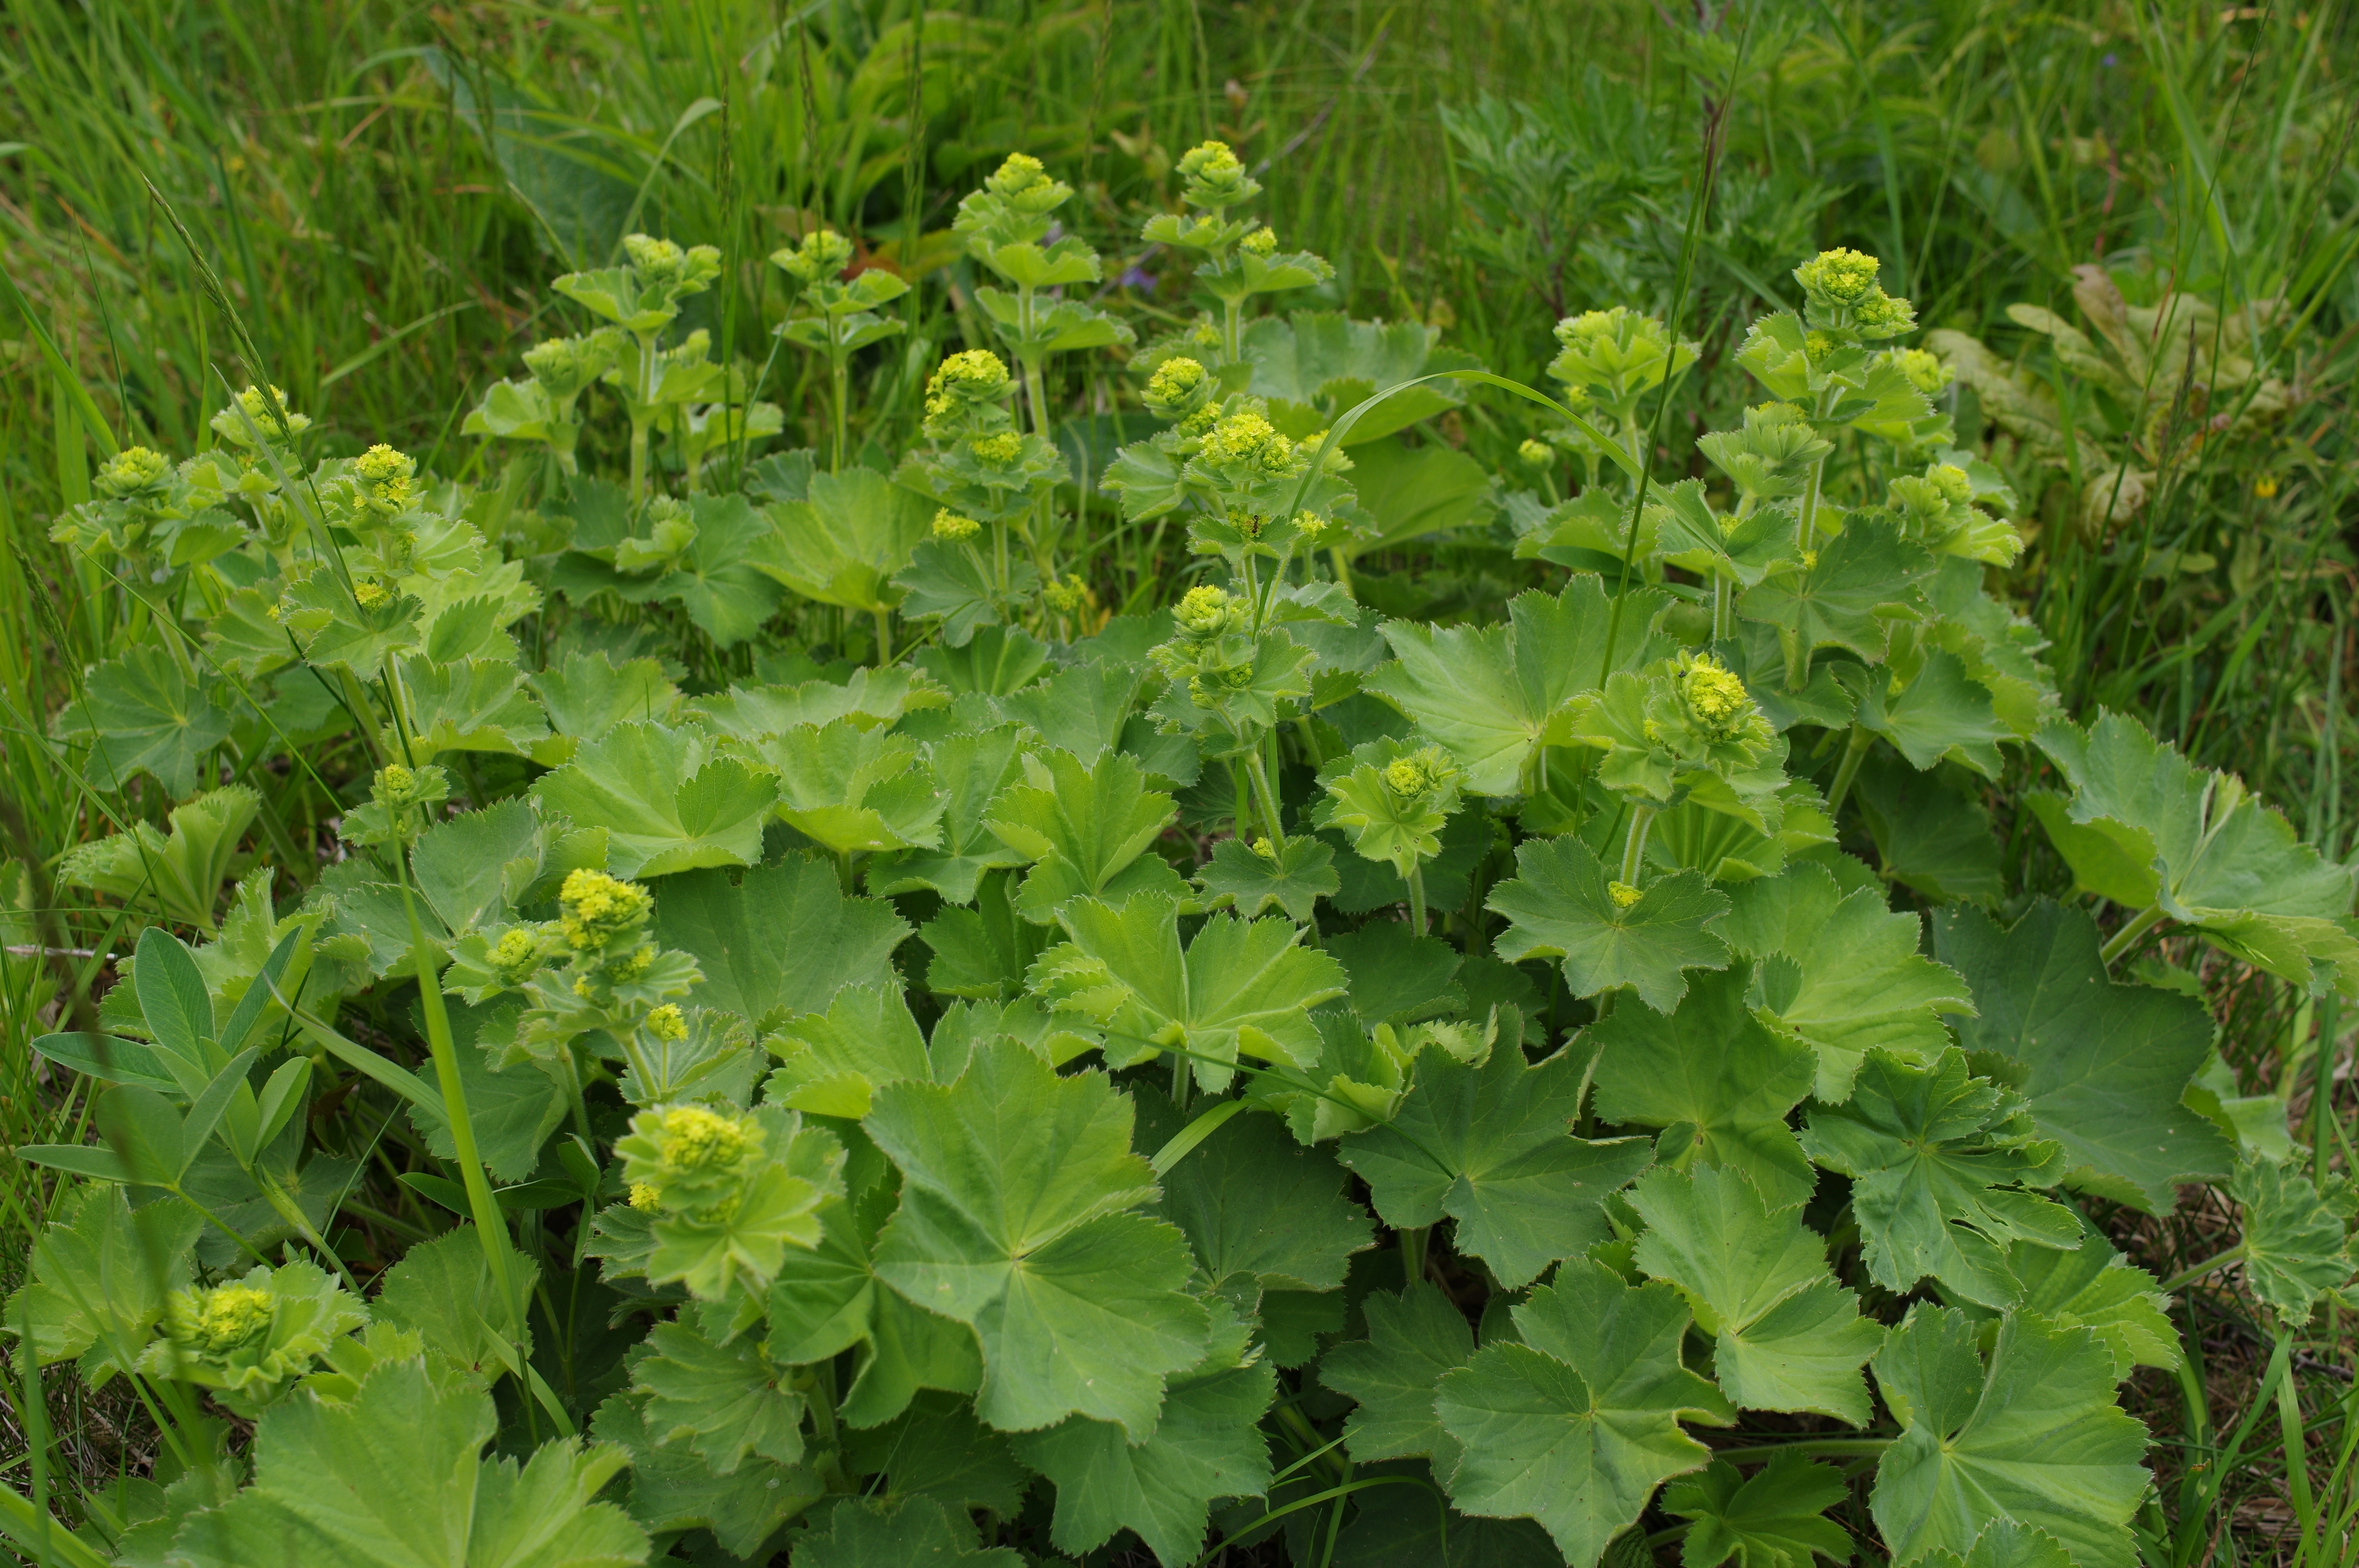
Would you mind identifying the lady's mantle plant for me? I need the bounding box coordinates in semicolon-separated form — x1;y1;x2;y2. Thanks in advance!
11;124;2357;1568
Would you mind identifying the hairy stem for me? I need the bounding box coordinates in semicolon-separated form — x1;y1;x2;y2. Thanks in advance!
2098;902;2170;967
1244;746;1289;853
1618;804;1655;886
1824;726;1873;817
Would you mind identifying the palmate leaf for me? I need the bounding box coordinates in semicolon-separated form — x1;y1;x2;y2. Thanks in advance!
1322;1283;1476;1471
1488;836;1732;1014
1590;967;1819;1210
1434;1260;1731;1568
1628;1165;1883;1422
591;1386;818;1559
528;650;682;748
1329;1459;1563;1568
394;655;551;759
737;718;948;857
1026;893;1347;1090
841;1393;1031;1516
763;983;932;1119
1934;900;2234;1210
651;857;911;1027
2232;1157;2357;1322
1857;752;2004;905
1842;648;2011;778
1663;1454;1852;1568
630;1318;803;1475
1338;437;1494;558
555;492;785;647
530;720;776;878
1801;1050;2077;1308
1242;311;1471;445
865;1040;1209;1437
1365;575;1676;796
1869;1305;2148;1568
867;724;1031;903
54;644;231;797
1137;1094;1375;1301
2029;712;2359;995
1719;862;1973;1101
1196;833;1339;924
1967;1219;2179;1379
792;1495;1023;1566
984;745;1189;922
166;1357;647;1568
687;665;946;738
1339;1041;1652;1289
1736;515;1936;665
5;1184;201;1383
1012;1321;1275;1566
753;463;932;614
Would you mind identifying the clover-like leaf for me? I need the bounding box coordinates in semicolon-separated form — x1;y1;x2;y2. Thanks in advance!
1340;1040;1652;1289
1663;1454;1852;1568
2030;712;2359;996
1801;1049;2076;1308
866;1040;1208;1436
1628;1165;1883;1422
1488;835;1730;1014
1870;1305;2148;1568
1719;862;1972;1101
165;1356;648;1568
1026;893;1347;1089
1434;1260;1730;1568
531;721;776;878
1365;575;1676;795
1934;899;2234;1211
1590;966;1818;1209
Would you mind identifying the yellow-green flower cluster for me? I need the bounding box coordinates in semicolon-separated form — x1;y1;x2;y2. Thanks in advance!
1178;139;1259;210
1175;584;1237;637
189;1282;275;1352
773;228;855;286
96;445;171;497
646;1003;689;1042
1239;227;1279;257
932;509;981;542
1382;745;1458;799
560;868;653;951
923;348;1014;437
1143;356;1211;420
1199;410;1299;475
1517;438;1554;469
623;233;722;292
1677;652;1755;737
351;443;418;514
212;384;311;446
617;1102;763;1213
969;431;1025;467
1608;880;1644;909
1043;575;1092;614
1793;249;1916;341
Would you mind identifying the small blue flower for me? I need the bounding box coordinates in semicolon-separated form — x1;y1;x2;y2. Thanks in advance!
2101;51;2117;66
1119;266;1157;291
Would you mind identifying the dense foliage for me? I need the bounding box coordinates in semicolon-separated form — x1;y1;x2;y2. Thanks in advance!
5;122;2357;1568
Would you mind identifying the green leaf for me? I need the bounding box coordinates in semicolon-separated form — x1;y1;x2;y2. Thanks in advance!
5;1185;200;1383
1365;575;1676;796
914;623;1050;696
890;537;1040;646
1027;893;1347;1089
652;858;911;1027
983;746;1186;922
1339;1042;1652;1289
2232;1157;2356;1322
1589;967;1822;1210
1719;863;1973;1101
1321;1282;1475;1471
405;997;568;1182
1800;1050;2075;1308
54;644;230;797
1196;833;1339;924
1662;1454;1852;1568
688;666;945;738
592;1385;818;1558
1329;922;1465;1026
528;650;682;749
1870;1305;2148;1568
165;1357;647;1568
1012;1329;1275;1566
631;1318;804;1474
530;721;776;879
866;1040;1209;1436
793;1495;1023;1567
1933;900;2234;1211
1141;1095;1374;1298
1977;1218;2179;1379
1316;753;1452;881
1243;312;1470;445
1488;836;1731;1014
394;655;551;759
1433;1260;1729;1568
867;724;1031;903
1339;437;1493;558
277;570;423;682
1736;515;1936;665
741;718;947;856
1329;1459;1564;1568
2030;712;2359;995
1843;649;2010;778
1628;1165;1883;1422
1856;752;2003;905
840;1393;1030;1515
753;465;932;614
372;1229;538;1377
58;784;260;933
765;983;932;1119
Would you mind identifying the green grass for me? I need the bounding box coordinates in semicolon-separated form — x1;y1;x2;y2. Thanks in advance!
3;0;2356;1561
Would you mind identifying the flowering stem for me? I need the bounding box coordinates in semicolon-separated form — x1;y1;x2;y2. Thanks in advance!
1618;805;1654;886
829;349;850;474
1245;747;1288;854
2099;902;2170;967
1404;862;1428;936
1712;575;1731;643
1824;726;1872;817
